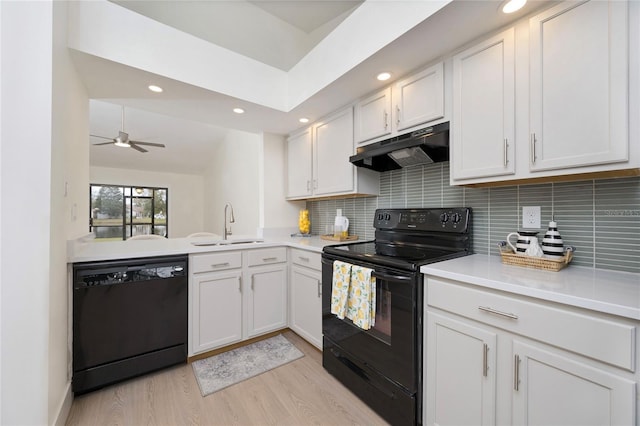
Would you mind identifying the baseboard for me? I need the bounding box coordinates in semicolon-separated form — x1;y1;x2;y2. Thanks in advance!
52;382;73;426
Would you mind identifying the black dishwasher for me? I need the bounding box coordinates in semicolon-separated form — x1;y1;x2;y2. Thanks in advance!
72;255;188;394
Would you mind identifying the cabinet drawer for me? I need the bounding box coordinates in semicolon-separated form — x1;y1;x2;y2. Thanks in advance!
247;247;287;266
426;277;636;371
191;251;242;273
290;248;321;270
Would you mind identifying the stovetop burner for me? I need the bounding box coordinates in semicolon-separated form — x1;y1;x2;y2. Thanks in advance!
323;207;472;270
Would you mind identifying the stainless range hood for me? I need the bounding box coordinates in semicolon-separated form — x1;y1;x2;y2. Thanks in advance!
350;121;449;172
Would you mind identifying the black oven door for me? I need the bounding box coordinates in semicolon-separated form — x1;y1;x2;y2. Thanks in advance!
321;253;420;393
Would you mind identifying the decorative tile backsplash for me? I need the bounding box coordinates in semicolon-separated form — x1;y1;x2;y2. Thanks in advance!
307;162;640;274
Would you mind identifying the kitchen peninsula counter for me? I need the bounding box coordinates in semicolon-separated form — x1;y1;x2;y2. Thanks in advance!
421;254;640;320
68;235;344;263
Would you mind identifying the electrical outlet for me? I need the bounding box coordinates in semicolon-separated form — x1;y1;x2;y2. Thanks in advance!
522;206;541;229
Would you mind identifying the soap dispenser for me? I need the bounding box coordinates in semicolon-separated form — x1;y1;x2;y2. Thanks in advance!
333;209;349;239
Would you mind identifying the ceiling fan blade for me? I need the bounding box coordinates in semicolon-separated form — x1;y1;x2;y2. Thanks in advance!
129;141;165;148
92;141;116;146
90;134;113;140
129;143;148;153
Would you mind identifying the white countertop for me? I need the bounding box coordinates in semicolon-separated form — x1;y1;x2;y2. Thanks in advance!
421;254;640;320
68;235;342;263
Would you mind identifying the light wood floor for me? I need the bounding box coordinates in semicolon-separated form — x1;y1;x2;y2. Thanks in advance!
66;331;389;425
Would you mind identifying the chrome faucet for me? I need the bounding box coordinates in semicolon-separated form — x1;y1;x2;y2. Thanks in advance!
223;202;235;240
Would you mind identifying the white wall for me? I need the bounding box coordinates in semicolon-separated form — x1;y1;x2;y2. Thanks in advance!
262;133;304;229
90;166;205;238
1;2;53;424
204;130;261;237
50;2;90;424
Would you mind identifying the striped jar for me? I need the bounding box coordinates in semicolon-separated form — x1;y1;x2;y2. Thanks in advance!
542;220;564;257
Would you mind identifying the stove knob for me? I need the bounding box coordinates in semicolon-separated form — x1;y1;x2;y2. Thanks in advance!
384;213;391;221
377;213;384;221
452;213;461;224
439;212;450;223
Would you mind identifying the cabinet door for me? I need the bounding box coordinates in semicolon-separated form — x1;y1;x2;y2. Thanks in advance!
529;0;628;171
451;27;516;180
287;128;313;198
354;87;392;143
425;311;497;426
246;264;288;338
394;62;444;132
512;340;635;425
289;265;322;349
192;270;243;354
313;107;355;196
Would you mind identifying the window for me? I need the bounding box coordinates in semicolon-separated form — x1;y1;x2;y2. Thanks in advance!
90;184;168;240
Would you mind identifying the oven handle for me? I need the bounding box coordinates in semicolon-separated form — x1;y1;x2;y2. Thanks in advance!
371;271;412;283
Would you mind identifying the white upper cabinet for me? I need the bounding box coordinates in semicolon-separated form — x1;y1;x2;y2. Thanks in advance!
450;0;638;185
353;87;392;144
286;106;379;200
286;128;313;198
529;0;629;171
354;62;446;145
313;107;355;196
451;28;515;180
394;62;444;132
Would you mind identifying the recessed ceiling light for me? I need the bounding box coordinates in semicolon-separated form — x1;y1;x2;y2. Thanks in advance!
148;85;163;93
502;0;526;14
233;108;245;114
299;117;309;123
377;72;392;81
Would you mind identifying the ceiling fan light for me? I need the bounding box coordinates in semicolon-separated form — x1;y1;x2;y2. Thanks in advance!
114;137;130;148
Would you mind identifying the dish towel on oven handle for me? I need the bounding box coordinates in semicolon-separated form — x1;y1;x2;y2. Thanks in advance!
346;265;376;330
330;260;352;319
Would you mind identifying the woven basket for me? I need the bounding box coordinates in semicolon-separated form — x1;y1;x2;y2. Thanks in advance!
497;242;573;272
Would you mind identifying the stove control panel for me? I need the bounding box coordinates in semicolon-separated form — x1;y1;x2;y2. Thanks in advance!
374;208;471;232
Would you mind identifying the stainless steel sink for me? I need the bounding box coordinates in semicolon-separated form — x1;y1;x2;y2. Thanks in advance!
191;238;264;246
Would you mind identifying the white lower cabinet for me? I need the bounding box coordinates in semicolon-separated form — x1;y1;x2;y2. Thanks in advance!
189;247;288;356
512;340;635;426
246;264;288;338
424;276;637;425
190;252;244;355
425;312;496;426
288;248;322;349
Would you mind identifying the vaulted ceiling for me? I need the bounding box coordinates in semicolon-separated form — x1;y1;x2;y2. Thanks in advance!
78;0;549;174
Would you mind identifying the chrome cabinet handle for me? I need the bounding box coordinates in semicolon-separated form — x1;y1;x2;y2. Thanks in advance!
238;276;242;292
384;111;388;130
317;280;322;298
530;133;537;164
262;257;278;262
313;179;318;190
504;139;509;166
251;275;254;291
514;354;521;391
396;105;400;126
298;256;310;262
211;262;230;268
483;343;489;377
306;180;311;192
478;306;518;320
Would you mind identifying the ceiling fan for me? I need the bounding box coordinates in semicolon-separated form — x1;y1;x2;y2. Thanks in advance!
90;106;165;153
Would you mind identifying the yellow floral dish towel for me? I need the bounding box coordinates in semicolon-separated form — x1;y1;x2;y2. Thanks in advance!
346;265;376;330
330;260;352;319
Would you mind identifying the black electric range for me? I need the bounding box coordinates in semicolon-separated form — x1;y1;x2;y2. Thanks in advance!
321;207;472;425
